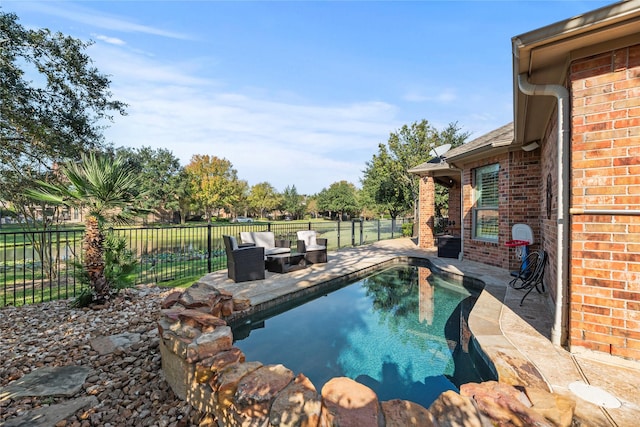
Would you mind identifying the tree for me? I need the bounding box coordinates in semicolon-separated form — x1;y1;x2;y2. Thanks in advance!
305;196;319;219
361;147;410;219
361;120;469;219
281;185;305;219
433;122;469;218
1;11;126;221
357;189;379;220
117;146;183;223
185;155;241;220
248;182;280;219
317;181;360;221
229;179;250;218
171;169;195;224
26;153;146;303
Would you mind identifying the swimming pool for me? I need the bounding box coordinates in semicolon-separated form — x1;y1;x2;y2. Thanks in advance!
231;262;496;408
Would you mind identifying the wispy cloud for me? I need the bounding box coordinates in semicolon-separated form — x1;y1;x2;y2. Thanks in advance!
89;44;213;86
19;2;191;40
403;89;457;103
94;34;126;46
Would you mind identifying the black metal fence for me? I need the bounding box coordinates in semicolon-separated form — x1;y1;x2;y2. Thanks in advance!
0;219;409;307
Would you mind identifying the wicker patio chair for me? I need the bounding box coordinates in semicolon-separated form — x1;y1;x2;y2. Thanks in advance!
296;230;327;264
222;235;265;282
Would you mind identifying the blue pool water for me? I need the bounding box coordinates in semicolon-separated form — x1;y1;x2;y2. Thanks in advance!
231;263;496;408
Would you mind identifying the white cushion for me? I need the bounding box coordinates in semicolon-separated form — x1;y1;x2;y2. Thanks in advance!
253;231;276;248
240;231;254;244
265;247;291;256
305;244;326;252
297;230;317;247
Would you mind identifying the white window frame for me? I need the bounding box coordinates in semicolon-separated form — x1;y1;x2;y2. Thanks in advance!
472;163;499;242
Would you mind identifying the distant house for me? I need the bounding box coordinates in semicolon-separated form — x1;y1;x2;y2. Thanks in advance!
410;1;640;362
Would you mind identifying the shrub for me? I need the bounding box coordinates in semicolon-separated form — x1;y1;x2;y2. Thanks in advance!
71;231;137;307
402;222;414;237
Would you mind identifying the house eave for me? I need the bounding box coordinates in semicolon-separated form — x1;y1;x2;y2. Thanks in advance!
512;0;640;145
445;142;512;165
408;162;461;177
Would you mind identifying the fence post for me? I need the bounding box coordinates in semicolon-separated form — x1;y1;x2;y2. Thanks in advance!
391;218;396;238
207;224;212;273
377;219;381;241
359;219;363;245
336;220;341;249
351;220;356;246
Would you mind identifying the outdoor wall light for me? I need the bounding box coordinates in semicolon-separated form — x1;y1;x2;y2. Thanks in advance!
522;141;540;152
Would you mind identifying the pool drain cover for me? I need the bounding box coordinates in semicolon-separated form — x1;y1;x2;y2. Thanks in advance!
568;381;621;408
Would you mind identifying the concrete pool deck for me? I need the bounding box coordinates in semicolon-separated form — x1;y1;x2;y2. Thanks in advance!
200;237;640;426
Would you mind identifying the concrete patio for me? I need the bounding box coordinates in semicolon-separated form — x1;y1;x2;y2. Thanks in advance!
200;237;640;427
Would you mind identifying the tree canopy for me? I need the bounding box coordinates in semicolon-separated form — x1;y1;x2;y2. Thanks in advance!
0;11;125;223
317;181;360;220
185;155;241;219
117;146;184;222
305;196;319;219
361;120;469;219
248;182;280;219
281;185;304;219
229;179;250;219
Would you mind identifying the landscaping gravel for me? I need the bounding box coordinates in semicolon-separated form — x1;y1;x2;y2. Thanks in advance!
0;285;207;427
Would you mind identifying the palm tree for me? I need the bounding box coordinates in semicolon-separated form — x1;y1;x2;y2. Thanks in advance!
27;152;145;303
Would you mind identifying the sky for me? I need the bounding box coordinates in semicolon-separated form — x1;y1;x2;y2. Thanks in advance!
2;0;615;195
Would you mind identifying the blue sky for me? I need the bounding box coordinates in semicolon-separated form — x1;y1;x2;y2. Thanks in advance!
2;0;614;195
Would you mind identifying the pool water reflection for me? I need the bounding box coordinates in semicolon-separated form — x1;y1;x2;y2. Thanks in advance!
231;264;496;408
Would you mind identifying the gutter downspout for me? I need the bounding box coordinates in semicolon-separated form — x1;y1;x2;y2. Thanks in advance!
517;74;570;348
459;175;464;260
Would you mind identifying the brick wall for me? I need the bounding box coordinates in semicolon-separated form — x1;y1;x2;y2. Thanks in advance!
448;184;462;236
461;155;510;269
540;117;559;302
418;176;436;249
507;150;542;271
417;176;462;249
460;152;541;271
569;44;640;360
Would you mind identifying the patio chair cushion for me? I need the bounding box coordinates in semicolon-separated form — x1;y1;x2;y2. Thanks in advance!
297;230;326;251
228;235;239;250
265;247;290;256
240;231;255;245
240;231;291;256
253;231;276;248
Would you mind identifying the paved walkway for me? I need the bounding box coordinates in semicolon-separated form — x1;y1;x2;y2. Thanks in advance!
201;238;640;427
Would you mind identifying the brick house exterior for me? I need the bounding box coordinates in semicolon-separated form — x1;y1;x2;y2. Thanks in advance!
567;43;640;360
410;2;640;362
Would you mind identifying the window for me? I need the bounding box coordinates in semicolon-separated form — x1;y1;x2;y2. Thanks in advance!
473;164;499;241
